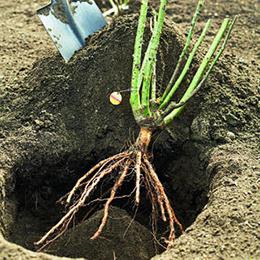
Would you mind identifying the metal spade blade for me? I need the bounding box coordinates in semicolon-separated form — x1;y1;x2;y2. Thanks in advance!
37;0;106;62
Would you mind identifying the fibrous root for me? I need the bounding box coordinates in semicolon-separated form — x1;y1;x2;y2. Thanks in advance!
35;128;183;250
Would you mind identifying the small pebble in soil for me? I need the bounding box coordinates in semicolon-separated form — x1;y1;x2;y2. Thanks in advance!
226;131;236;140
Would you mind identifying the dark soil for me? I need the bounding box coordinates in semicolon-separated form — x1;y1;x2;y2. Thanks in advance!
4;15;206;256
46;207;157;259
0;0;259;260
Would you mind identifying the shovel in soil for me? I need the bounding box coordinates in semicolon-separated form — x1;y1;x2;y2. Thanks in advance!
37;0;106;62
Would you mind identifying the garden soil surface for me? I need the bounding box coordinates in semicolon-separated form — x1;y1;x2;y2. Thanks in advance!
0;0;259;260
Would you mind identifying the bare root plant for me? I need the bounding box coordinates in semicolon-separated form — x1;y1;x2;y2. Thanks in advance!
35;0;236;251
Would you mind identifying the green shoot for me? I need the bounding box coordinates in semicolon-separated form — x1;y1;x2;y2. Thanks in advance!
130;0;236;129
140;0;167;116
163;16;237;125
130;0;148;117
159;19;212;109
130;0;168;119
160;0;205;104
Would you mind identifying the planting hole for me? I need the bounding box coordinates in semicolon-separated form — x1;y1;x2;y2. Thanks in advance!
7;139;210;259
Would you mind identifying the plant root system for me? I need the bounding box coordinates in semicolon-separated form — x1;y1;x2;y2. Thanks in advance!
35;128;183;251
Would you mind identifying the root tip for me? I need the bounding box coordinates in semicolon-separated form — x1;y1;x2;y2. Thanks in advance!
90;234;99;240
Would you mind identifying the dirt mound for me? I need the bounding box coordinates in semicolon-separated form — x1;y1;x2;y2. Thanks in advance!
0;7;259;260
46;207;156;259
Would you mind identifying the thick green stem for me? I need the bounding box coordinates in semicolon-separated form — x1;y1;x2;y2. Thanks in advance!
160;0;205;104
130;0;148;118
140;0;168;117
159;19;212;109
163;18;232;125
151;62;157;101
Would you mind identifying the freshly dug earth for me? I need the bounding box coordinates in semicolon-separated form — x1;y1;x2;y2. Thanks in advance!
46;207;156;259
3;15;197;257
0;0;259;260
